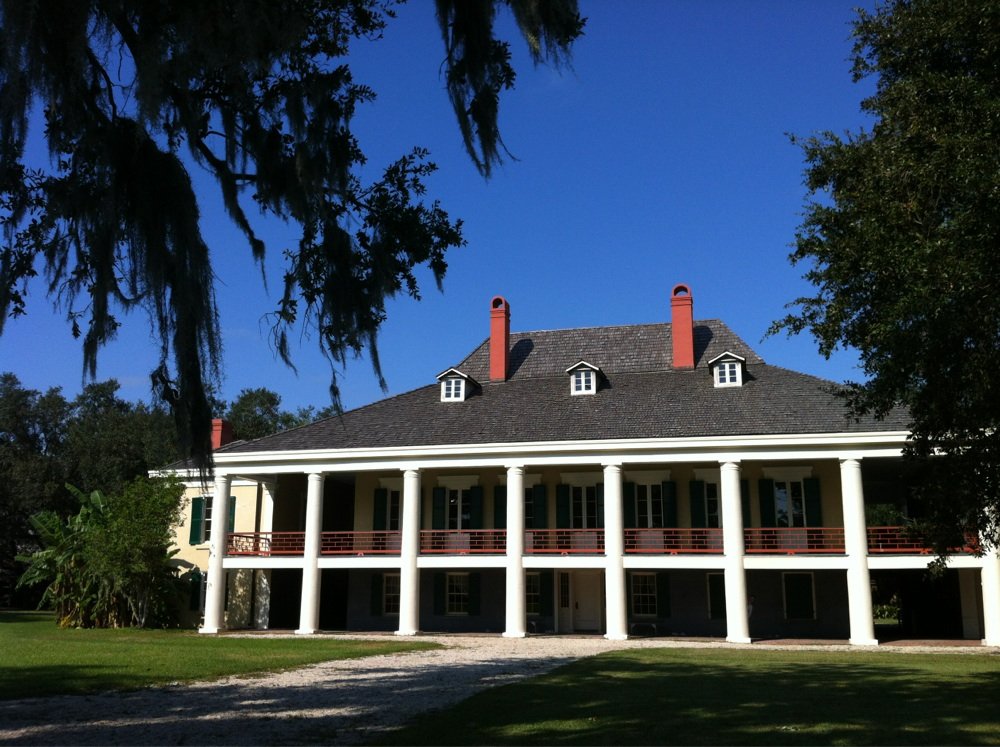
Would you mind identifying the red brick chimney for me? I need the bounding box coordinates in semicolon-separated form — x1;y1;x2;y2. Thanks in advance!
671;284;695;369
490;296;510;382
211;418;234;450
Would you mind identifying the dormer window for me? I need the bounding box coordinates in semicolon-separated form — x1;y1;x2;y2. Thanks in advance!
436;368;477;402
442;377;465;401
566;361;601;396
708;352;746;388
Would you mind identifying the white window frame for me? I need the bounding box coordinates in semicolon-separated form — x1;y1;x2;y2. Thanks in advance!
763;467;815;528
526;572;541;616
631;573;658;617
446;572;470;615
709;352;745;388
441;377;465;402
566;362;600;396
383;573;401;616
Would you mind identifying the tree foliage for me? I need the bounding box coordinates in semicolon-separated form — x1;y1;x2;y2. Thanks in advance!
225;386;324;442
17;477;184;627
0;374;179;604
775;0;1000;552
0;0;584;470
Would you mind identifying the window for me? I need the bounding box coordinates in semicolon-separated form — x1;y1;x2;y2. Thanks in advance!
631;573;657;616
709;352;745;387
774;480;805;527
635;483;664;528
572;369;595;394
190;495;232;545
571;485;600;528
446;573;470;615
715;361;739;386
383;573;400;615
526;573;541;616
559;573;570;609
447;489;473;529
566;361;601;395
441;377;465;401
783;572;815;620
704;482;721;528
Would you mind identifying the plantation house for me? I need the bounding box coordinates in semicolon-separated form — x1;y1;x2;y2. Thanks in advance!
170;286;1000;644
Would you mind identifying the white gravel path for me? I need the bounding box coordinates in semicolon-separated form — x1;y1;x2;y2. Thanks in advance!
0;634;994;746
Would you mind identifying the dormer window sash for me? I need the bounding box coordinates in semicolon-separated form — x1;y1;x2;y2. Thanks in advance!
436;368;476;402
566;361;601;396
708;352;746;388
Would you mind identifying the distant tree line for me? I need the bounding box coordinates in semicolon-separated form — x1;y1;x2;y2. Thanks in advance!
1;372;321;610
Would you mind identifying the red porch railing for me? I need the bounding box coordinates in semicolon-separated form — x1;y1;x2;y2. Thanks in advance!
419;529;506;554
744;527;846;554
524;529;605;554
227;531;305;556
321;531;402;555
866;526;930;554
624;528;724;554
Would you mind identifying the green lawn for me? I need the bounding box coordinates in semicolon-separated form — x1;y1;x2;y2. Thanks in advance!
382;646;1000;746
0;610;438;700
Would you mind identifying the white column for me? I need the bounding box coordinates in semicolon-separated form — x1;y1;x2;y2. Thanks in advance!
504;466;527;637
260;479;276;533
982;547;1000;646
251;479;276;630
841;458;877;646
295;472;324;635
200;474;231;634
396;468;422;635
603;463;628;640
720;460;750;643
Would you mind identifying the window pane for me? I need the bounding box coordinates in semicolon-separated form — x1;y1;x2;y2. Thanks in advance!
384;574;400;615
631;574;657;616
526;573;541;616
447;574;469;615
774;482;789;527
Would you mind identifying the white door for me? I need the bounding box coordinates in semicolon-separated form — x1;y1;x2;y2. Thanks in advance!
573;571;602;632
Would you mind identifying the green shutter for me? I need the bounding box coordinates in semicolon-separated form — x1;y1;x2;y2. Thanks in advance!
708;574;726;620
532;485;548;529
689;481;707;528
540;570;554;617
804;478;822;526
656;572;671;618
370;573;383;616
623;482;636;528
373;488;388;531
433;573;445;615
493;485;507;529
556;485;571;528
468;486;484;529
663;481;678;528
758;479;776;527
740;479;751;528
469;573;481;616
189;496;205;545
228;497;236;532
432;487;446;530
596;484;605;529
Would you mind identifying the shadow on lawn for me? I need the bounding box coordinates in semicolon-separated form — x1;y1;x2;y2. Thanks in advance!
383;650;1000;746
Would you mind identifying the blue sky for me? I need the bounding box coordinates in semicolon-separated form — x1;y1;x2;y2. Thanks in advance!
1;0;877;413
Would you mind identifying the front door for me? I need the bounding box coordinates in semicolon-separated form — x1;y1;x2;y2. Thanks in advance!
573;571;603;632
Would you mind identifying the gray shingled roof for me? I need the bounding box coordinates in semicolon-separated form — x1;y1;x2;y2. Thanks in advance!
221;320;909;455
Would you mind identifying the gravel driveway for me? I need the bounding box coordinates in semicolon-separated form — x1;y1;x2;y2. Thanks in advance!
0;634;991;746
